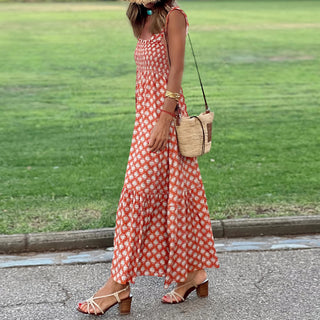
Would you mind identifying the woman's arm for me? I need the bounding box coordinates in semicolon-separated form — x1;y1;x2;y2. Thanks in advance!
165;10;187;98
148;10;187;153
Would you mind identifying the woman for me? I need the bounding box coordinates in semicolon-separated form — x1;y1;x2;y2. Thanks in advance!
77;0;219;316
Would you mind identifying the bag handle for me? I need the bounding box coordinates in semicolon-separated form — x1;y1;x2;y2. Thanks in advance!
164;23;210;113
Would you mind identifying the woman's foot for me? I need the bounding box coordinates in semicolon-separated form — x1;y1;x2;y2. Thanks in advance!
77;277;130;314
161;269;208;304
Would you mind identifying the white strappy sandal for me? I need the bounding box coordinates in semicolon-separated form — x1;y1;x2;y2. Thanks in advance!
77;285;132;316
161;279;209;304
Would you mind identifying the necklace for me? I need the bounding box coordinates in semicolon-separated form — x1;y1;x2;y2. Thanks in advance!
147;9;153;16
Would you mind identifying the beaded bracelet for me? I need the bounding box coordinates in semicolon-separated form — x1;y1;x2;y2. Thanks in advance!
165;90;180;103
161;109;176;118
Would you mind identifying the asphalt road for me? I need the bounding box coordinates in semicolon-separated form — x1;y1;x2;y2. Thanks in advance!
1;236;320;320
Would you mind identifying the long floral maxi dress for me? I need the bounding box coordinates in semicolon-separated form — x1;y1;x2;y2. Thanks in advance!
111;7;220;288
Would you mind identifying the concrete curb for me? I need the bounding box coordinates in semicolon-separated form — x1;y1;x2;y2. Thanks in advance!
1;215;319;254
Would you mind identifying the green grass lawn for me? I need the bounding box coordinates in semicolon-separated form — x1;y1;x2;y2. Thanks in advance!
0;1;319;235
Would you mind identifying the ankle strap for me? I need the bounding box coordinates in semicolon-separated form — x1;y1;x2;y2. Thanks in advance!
92;285;129;303
177;278;208;289
176;280;195;289
113;286;129;303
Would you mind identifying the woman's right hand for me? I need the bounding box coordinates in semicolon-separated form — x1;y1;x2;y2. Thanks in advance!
148;113;173;153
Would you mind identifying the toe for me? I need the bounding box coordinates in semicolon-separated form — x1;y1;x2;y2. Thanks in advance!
162;294;177;303
78;303;84;312
161;294;170;303
78;302;89;313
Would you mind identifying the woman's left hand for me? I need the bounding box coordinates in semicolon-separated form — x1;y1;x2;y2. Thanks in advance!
148;114;173;153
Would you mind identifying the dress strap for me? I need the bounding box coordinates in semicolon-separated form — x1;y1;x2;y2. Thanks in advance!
165;6;189;35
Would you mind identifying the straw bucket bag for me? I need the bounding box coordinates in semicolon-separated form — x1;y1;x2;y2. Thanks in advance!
175;109;214;157
165;31;214;157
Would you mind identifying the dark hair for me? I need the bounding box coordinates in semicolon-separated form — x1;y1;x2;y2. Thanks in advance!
127;0;177;38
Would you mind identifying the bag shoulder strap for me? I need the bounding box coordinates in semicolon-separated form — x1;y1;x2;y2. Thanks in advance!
187;34;210;113
164;9;210;113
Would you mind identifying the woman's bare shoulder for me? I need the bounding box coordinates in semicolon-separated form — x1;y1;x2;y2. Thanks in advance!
167;9;188;31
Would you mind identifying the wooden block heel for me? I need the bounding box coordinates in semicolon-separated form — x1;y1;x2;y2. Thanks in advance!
196;279;209;298
119;295;132;315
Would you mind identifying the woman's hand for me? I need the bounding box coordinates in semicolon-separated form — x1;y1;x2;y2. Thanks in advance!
148;113;173;153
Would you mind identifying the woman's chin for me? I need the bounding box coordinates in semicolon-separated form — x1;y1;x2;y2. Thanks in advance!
144;4;155;9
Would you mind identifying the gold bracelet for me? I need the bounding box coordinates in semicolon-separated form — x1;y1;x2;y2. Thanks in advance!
165;90;180;103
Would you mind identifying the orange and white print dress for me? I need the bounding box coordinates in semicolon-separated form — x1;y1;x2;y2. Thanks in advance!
111;7;219;288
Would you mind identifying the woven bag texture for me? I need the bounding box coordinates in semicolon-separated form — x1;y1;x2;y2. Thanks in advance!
175;111;214;157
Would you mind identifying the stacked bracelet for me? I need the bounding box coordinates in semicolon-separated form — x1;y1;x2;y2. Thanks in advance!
161;109;176;118
165;90;180;103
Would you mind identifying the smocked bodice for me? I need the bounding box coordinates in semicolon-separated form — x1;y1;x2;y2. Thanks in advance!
134;31;170;76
